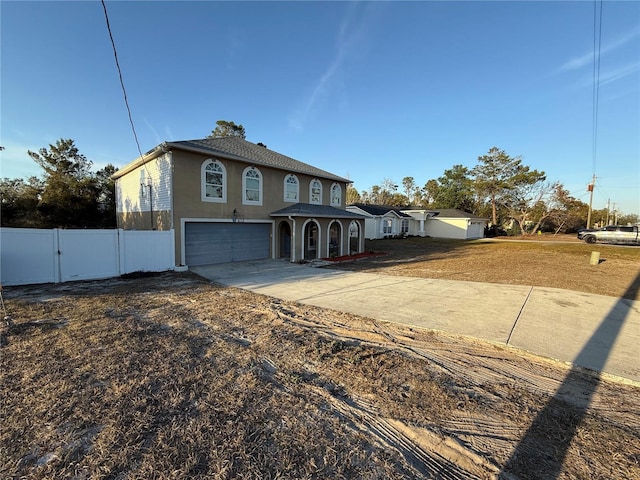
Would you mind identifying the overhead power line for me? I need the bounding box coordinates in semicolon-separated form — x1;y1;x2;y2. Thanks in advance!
587;0;604;229
101;0;144;163
591;0;603;176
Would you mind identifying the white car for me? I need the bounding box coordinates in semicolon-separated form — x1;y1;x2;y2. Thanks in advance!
579;225;639;245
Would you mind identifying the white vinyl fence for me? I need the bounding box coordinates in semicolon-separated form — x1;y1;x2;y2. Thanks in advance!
0;228;175;286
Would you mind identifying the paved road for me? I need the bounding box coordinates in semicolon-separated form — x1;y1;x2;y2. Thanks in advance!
192;259;640;383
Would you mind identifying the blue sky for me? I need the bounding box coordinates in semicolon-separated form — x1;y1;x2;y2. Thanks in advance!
2;1;639;215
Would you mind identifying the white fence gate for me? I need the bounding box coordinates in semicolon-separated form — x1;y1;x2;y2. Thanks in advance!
0;228;176;286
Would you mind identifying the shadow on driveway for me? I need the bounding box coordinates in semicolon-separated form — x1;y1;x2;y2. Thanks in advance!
500;271;640;478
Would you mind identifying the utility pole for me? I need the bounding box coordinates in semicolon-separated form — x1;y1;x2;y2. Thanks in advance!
605;198;610;225
586;175;595;229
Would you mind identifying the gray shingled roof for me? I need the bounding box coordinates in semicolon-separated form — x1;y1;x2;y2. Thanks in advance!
168;137;349;183
427;209;487;220
271;203;366;219
348;203;412;217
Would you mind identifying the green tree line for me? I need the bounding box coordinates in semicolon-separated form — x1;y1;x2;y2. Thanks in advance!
1;139;117;228
347;147;638;235
2;139;636;234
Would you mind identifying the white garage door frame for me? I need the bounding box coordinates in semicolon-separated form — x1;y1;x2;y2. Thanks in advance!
180;217;275;267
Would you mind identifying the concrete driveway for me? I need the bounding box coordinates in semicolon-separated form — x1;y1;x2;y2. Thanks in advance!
191;259;640;383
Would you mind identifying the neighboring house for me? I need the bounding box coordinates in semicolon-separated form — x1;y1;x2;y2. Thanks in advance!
113;137;365;267
346;204;487;240
419;209;487;240
346;204;413;239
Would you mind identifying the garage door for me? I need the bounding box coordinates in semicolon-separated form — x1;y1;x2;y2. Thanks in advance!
185;222;271;266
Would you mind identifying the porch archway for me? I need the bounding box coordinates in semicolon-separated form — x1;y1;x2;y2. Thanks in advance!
328;221;342;258
302;219;321;260
278;220;292;260
349;220;362;255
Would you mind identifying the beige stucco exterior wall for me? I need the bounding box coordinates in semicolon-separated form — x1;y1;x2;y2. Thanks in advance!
171;151;347;213
276;217;363;262
114;149;351;265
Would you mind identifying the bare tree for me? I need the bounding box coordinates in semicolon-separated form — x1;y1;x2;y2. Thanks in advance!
508;181;559;235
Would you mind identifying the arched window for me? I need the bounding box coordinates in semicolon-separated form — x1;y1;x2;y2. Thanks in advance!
310;178;322;205
284;174;299;202
330;183;342;206
201;159;226;203
243;166;263;205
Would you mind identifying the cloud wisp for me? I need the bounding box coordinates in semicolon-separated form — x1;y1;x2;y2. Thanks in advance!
593;62;639;87
144;117;163;145
288;3;379;131
559;27;640;72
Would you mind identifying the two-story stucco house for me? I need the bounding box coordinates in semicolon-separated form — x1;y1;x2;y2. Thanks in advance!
113;137;365;267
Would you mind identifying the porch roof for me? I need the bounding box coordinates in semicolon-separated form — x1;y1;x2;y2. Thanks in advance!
271;203;366;219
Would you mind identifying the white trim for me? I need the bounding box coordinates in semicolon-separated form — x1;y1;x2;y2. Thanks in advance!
309;178;322;205
345;205;373;217
301;218;321;260
242;166;263;206
327;219;343;257
284;173;299;203
401;218;409;234
348;220;363;254
381;217;394;235
330;183;342;207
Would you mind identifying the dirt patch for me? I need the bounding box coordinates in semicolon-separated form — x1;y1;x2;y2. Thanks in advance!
329;237;640;300
1;272;638;479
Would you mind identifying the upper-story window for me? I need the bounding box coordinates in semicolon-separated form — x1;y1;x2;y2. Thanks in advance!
284;174;299;202
330;183;342;206
243;166;263;205
310;178;322;205
201;159;226;203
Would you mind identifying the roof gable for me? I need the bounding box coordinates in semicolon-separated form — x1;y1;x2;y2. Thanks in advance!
348;203;411;218
427;209;488;221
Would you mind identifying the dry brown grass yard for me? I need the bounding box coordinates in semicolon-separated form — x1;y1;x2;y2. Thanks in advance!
333;235;640;300
1;238;639;479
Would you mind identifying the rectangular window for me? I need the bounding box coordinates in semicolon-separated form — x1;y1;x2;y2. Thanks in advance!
401;219;409;234
205;172;223;198
245;177;260;202
383;219;392;234
286;184;298;201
